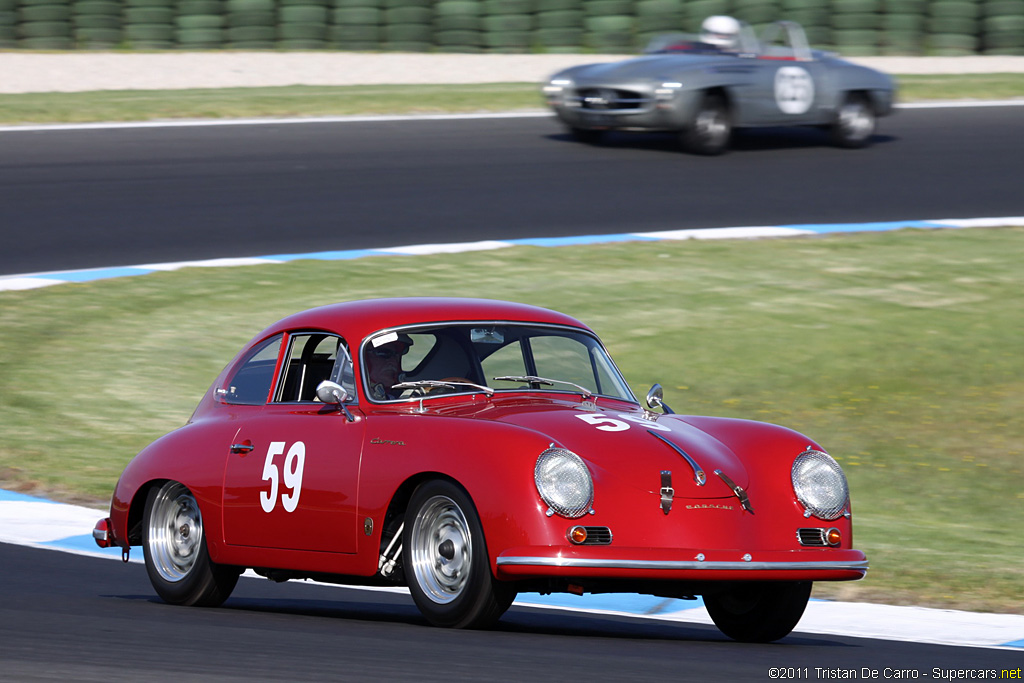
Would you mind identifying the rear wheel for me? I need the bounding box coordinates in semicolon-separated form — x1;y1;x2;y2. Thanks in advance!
704;581;812;642
143;481;240;607
404;480;516;628
832;93;876;148
681;93;731;155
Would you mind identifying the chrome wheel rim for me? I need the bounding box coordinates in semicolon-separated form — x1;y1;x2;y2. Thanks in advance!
695;106;729;148
148;483;203;583
409;495;471;604
838;101;874;141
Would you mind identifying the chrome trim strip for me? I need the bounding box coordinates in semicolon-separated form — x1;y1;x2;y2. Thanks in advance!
648;430;706;486
496;557;869;571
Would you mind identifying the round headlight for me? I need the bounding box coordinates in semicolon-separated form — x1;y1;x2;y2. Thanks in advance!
791;450;849;520
534;447;593;519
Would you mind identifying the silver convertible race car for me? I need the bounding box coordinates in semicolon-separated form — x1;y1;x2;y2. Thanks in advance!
543;19;896;155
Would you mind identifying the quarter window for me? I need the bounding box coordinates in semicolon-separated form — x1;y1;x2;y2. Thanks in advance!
221;334;283;405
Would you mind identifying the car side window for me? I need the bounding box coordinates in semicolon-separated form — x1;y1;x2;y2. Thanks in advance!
275;333;346;403
221;334;283;405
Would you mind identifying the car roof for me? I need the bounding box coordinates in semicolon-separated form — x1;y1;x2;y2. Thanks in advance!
256;297;592;343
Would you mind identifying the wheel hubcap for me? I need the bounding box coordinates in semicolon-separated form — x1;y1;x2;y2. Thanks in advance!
410;495;471;604
839;103;873;140
148;483;203;583
696;108;728;146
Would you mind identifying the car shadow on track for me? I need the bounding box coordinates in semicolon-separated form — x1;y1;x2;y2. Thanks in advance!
545;129;897;155
112;592;848;647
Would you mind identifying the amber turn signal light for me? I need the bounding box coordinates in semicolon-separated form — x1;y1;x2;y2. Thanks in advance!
568;525;588;544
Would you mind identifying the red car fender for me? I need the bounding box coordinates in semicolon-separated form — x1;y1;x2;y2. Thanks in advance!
109;418;236;560
355;413;567;572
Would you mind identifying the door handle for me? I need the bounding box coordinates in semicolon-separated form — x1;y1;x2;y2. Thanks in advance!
230;441;254;454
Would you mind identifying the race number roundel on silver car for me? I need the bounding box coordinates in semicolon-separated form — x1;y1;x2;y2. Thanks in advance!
774;66;814;115
535;447;594;519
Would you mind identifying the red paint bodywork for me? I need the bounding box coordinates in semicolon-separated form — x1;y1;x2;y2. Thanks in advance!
101;298;866;591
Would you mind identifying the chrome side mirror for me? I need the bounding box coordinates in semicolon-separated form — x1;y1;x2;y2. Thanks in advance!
646;384;675;414
316;380;355;422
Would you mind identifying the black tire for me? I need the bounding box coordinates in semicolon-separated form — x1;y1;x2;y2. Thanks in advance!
142;482;240;608
681;93;731;155
831;92;876;148
404;480;516;629
704;581;812;643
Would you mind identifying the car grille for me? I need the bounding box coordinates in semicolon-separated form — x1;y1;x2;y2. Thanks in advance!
797;528;828;546
579;526;613;545
574;87;648;111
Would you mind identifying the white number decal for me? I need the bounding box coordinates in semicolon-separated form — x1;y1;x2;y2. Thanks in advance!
575;413;630;431
575;413;672;433
774;66;814;115
260;441;305;513
281;442;305;512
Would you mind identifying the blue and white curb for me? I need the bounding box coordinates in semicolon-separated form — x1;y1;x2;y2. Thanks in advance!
2;216;1021;292
2;488;1022;649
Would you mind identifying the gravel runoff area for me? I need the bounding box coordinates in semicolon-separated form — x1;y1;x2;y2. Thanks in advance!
2;52;1024;94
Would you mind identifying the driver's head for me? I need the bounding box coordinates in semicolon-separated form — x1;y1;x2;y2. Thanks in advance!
701;15;741;49
366;333;412;398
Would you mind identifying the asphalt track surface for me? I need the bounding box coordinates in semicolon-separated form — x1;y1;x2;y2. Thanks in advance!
2;105;1024;277
3;106;1023;678
2;543;1019;682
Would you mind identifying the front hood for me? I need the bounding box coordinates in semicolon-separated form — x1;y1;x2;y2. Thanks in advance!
563;54;727;85
457;397;749;499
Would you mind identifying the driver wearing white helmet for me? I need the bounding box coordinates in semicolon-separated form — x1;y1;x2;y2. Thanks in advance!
700;15;742;51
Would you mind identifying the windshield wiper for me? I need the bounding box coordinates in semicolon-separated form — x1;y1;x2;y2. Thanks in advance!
391;380;494;396
492;375;593;399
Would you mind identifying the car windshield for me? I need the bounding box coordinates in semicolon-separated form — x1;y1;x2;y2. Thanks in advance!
361;323;635;403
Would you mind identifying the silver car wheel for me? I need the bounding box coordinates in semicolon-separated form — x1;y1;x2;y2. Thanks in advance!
147;482;204;583
683;94;731;155
833;95;876;147
409;494;472;604
695;107;729;147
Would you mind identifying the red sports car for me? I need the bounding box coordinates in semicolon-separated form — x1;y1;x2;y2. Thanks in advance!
94;297;866;642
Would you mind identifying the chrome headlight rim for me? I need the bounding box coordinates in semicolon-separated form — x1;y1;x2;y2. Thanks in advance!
543;77;575;106
791;449;850;521
534;447;594;519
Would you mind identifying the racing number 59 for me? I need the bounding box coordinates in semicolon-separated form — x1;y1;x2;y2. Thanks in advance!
259;441;305;513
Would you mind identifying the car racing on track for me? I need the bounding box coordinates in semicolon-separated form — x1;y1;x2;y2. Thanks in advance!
94;297;867;643
543;17;896;154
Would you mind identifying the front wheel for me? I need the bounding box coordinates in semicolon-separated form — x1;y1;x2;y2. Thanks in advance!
404;480;516;629
143;481;240;607
704;581;812;642
681;94;731;155
832;93;876;148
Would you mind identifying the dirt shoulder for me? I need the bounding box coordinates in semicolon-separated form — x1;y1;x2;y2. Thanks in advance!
3;52;1024;94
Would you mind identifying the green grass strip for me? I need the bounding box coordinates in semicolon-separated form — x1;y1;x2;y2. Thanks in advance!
1;226;1022;612
1;75;1023;124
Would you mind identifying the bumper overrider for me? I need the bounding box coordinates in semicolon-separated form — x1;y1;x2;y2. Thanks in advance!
496;546;868;582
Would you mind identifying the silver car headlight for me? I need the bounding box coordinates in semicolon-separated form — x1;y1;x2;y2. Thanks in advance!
543;78;574;106
791;449;850;520
534;447;593;518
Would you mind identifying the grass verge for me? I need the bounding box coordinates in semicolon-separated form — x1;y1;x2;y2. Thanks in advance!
1;74;1023;124
1;226;1022;612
